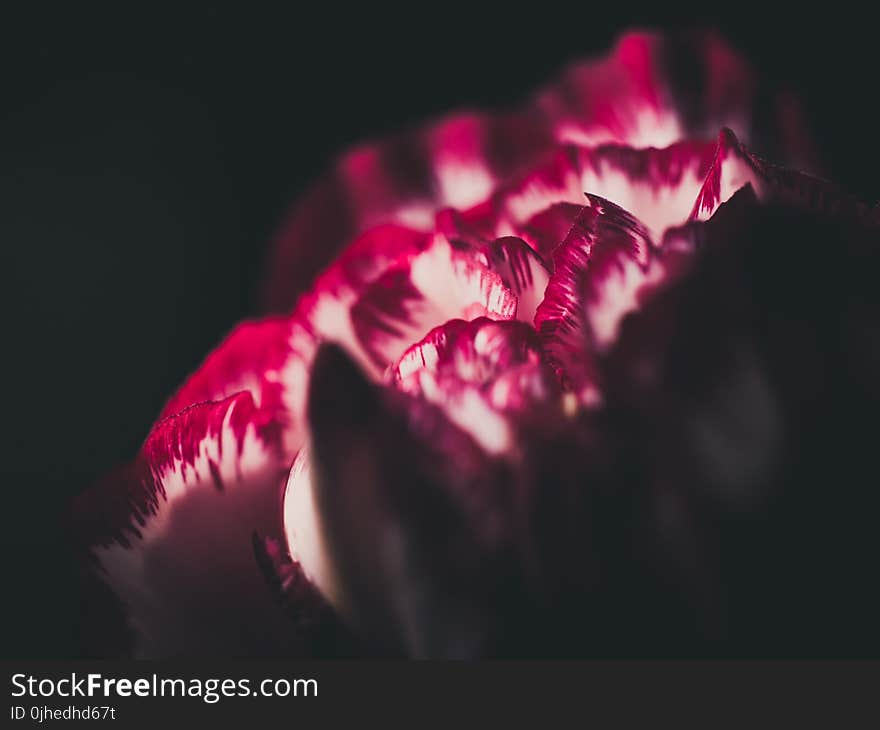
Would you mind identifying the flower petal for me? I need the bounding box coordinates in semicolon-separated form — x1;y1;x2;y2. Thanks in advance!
518;201;585;258
534;195;663;401
442;139;718;257
264;31;814;312
391;317;560;453
290;344;513;656
536;30;813;165
72;393;306;657
692;128;871;223
264;113;552;311
484;237;551;323
350;236;517;371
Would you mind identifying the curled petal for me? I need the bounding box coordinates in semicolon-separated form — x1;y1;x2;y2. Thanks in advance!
572;140;716;239
350;236;517;371
534;195;661;400
392;317;545;390
484;237;551;323
72;394;306;657
691;128;872;223
391;317;560;452
161;226;430;456
518;202;585;258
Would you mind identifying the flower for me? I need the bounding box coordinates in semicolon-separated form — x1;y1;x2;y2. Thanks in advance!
73;30;880;658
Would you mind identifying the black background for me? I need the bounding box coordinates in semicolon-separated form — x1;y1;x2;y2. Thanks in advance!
3;6;877;658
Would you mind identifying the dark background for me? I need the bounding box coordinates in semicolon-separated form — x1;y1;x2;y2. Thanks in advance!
3;6;876;658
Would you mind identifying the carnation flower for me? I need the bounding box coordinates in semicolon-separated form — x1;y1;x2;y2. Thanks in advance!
73;30;880;658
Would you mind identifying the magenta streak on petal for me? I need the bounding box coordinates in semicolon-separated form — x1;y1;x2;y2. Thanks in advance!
537;32;673;147
392;317;545;391
75;393;283;551
574;139;717;239
485;237;551;324
71;393;308;658
350;238;517;371
159;317;293;423
691;128;872;224
435;201;499;247
691;128;765;220
350;266;426;371
534;196;656;400
390;318;560;453
264;30;808;313
264;112;553;312
519;202;585;259
445;139;717;259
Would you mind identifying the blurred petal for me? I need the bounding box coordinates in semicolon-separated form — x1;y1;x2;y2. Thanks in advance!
536;30;813;164
72;393;306;657
289;344;512;657
265;113;552;311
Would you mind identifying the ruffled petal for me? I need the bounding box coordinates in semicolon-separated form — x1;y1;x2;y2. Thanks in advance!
160;318;293;421
72;393;306;657
500;140;717;242
534;195;663;401
264;30;812;312
350;236;517;371
390;318;560;453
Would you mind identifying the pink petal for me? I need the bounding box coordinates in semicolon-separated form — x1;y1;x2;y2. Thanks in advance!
518;202;585;259
291;223;431;373
435;138;716;263
534;195;663;401
264;113;552;312
72;393;306;657
435;201;499;247
158;316;298;436
263;31;814;312
692;128;871;223
536;32;679;148
536;30;813;164
572;140;716;239
391;317;560;444
350;236;517;371
484;236;551;324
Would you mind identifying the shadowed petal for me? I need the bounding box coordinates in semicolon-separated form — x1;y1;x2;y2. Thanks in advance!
72;393;308;657
286;344;513;657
